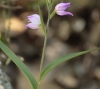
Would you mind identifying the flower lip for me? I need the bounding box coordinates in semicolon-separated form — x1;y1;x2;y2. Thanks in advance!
56;11;73;16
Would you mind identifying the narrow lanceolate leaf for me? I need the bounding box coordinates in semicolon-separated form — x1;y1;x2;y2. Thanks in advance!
38;5;46;36
40;48;100;81
0;41;37;89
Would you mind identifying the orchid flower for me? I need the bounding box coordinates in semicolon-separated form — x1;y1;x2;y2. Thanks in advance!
26;14;41;29
55;2;73;16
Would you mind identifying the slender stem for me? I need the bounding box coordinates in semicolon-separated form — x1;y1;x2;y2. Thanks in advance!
5;0;11;42
39;36;47;77
39;2;51;78
38;15;50;88
37;1;53;89
38;8;50;83
5;1;12;65
37;36;47;89
2;9;6;35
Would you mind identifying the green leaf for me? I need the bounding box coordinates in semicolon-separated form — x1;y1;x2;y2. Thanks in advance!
38;5;46;36
50;10;56;19
0;41;37;89
40;48;100;81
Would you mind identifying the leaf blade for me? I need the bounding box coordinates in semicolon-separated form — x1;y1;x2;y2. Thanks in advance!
38;5;46;36
0;41;37;89
40;48;100;81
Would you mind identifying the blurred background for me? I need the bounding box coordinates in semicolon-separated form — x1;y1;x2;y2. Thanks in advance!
0;0;100;89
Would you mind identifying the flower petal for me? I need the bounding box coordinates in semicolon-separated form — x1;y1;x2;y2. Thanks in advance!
26;23;39;29
55;2;70;11
56;11;73;16
28;14;40;24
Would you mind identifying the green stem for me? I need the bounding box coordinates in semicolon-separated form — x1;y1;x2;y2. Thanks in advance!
37;36;47;89
37;1;53;89
39;36;47;77
5;0;12;65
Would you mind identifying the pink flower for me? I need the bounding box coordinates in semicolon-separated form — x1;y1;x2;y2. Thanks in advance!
55;2;73;16
26;14;41;29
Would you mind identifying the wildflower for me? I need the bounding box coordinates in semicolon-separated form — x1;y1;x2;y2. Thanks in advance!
26;14;41;29
55;2;73;16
